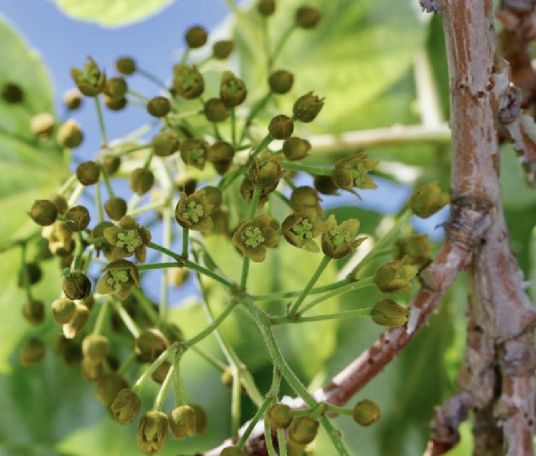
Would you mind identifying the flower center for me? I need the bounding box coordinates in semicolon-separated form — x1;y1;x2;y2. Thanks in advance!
183;202;204;223
352;163;366;186
225;80;241;95
115;229;142;253
180;71;198;90
329;228;352;247
189;147;204;163
80;68;100;86
243;226;265;248
292;219;313;239
107;270;129;292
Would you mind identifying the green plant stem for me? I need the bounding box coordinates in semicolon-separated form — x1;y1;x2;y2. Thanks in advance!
191;346;227;372
231;365;242;437
128;200;166;217
94;96;108;147
132;286;159;322
231;107;237;147
273;190;292;208
111;298;140;338
283;175;297;190
298;277;376;315
143;151;154;169
159;208;172;324
271;308;373;325
127;89;150;102
325;404;354;417
277;428;287;456
251;133;274;158
92;300;109;335
72;234;85;271
218;166;244;191
282;161;335;176
182;228;189;259
240;186;261;290
172;351;184;405
104;144;150;158
99;164;115;198
239;92;273;144
59;174;77;195
68;183;85;207
132;343;178;394
154;362;175;411
288;255;331;316
184;300;239;348
95;181;104;223
118;351;137;375
264;420;277;456
20;244;33;301
137;68;169;91
253;278;351;301
269;26;296;69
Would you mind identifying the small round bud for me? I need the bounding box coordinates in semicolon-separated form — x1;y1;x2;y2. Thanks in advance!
51;297;76;324
62;303;89;338
296;6;322;29
76;161;100;186
220;447;246;456
95;373;128;405
169;267;190;287
20;338;46;366
2;82;24;103
82;334;109;363
353;399;381;426
18;263;42;287
29;199;57;226
105;197;127;221
147;96;171;118
111;389;142;424
409;181;450;219
175;173;197;194
103;155;121;175
104;77;128;100
220;71;247;107
204;98;230;123
395;234;434;269
293;92;324;123
63;88;82;110
62;271;91;300
190;404;208;434
151;360;171;383
374;258;418;294
269;70;294;94
104;95;127;111
64;205;90;232
266;403;293;429
257;0;276;16
207;141;235;165
115;57;137;76
135;328;169;363
81;359;105;381
314;175;339;195
371;299;409;327
283;137;311;161
290;186;322;213
287;416;319;447
57;120;83;148
173;64;204;99
268;115;294;140
22;300;45;326
152;132;180;157
49;193;68;215
31;113;55;141
185;25;208;48
137;411;169;455
83;294;96;311
130;168;155;196
169;405;197;439
213;40;234;60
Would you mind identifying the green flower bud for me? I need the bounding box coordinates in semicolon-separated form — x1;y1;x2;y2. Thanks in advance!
97;259;140;301
333;152;379;196
115;57;137;76
163;323;184;344
175;173;197;195
220;71;247;107
64;205;90;232
20;338;46;366
314;175;339;195
104;95;127;111
63;88;83;110
169;405;197;439
62;271;91;300
22;300;45;326
283;137;311;161
257;0;276;16
51;297;76;325
296;6;322;29
266;403;293;429
104;77;128;100
175;188;215;232
374;258;418;294
103;155;121;175
43;221;75;257
111;388;142;424
135;328;169;363
353;399;381;426
63;304;89;338
190;404;208;434
70;57;106;97
233;215;280;262
76;161;100;186
287;416;319;447
268;115;294;140
322;217;366;259
290;186;323;216
82;334;109;363
48;193;68;215
147;96;171;118
151;360;171;383
394;234;434;269
29;199;58;226
130;168;155;196
204;98;230;123
203;186;223;211
30;113;55;141
152;132;180;157
2;82;23;103
104;215;152;263
137;411;169;455
371;299;409;327
18;263;42;287
249;151;287;188
95;373;128;405
207;141;235;166
269;70;294;94
173;64;204;99
220;367;233;389
185;25;208;48
55;336;83;366
409;181;450;219
213;40;234;60
220;447;246;456
57;119;83;149
210;208;229;235
81;358;104;381
293;92;324;123
105;197;128;221
180;138;208;170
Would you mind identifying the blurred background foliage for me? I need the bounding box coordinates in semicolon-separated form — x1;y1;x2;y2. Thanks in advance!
0;0;532;455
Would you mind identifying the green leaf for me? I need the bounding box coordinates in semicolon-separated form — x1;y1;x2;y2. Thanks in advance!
45;0;176;27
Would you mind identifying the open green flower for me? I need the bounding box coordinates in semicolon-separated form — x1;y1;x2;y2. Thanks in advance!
172;64;204;99
282;209;331;252
70;57;106;97
96;260;140;301
104;216;152;263
333;152;379;197
175;189;215;232
321;217;366;259
180;138;208;170
232;215;280;262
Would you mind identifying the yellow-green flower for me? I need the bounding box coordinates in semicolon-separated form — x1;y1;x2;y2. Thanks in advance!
232;215;280;262
70;57;106;97
282;209;331;252
321;217;366;259
333;152;379;197
175;188;215;232
96;260;140;301
104;216;152;263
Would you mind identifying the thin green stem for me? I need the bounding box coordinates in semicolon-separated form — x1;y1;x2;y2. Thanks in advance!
94;96;108;147
72;234;85;271
159;208;172;324
99;164;115;198
132;287;159;323
283;175;297;190
231;107;237;147
67;183;85;207
240;186;261;290
218;166;244;191
271;308;373;325
111;298;140;338
59;174;77;195
173;351;184;405
191;346;227;372
182;228;189;259
118;351;137;375
132;343;178;394
20;244;33;301
127;89;150;102
92;300;109;335
231;365;242;437
324;404;354;417
273;190;292;208
103;144;150;158
288;256;331;316
154;363;175;411
252;278;351;301
95;181;104;223
264;420;277;456
184;300;239;348
251;133;273;158
269;26;296;69
239;92;273;145
282;161;335;176
137;68;169;91
277;428;287;456
128;200;166;217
